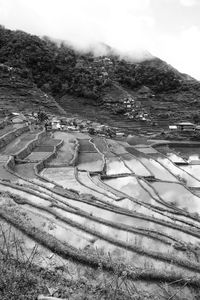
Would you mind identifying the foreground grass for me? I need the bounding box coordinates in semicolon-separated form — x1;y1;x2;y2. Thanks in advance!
0;249;142;300
0;203;200;300
0;224;147;300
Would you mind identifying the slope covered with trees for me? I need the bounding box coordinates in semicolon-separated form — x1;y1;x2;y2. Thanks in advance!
0;25;200;126
0;25;188;97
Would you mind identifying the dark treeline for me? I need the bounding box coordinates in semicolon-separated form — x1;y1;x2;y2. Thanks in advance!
0;25;184;101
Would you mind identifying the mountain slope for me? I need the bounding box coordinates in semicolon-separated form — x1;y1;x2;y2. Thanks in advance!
0;25;200;129
0;63;66;116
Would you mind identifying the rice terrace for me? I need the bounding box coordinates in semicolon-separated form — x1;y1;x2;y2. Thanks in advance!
1;9;200;297
1;113;200;299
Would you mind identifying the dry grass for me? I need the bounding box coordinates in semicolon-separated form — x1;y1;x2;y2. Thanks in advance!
0;225;43;299
0;223;200;299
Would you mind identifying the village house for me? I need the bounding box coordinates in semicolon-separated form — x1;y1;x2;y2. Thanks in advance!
51;118;61;130
176;122;196;132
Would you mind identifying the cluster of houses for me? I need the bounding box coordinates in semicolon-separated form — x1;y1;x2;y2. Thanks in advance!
47;116;120;137
123;98;150;121
103;85;152;122
9;112;121;138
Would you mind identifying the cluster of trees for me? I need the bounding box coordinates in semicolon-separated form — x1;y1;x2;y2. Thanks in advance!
0;25;184;102
114;58;182;92
0;26;114;99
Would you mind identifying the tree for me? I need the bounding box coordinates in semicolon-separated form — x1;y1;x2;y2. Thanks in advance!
37;110;48;123
192;113;200;124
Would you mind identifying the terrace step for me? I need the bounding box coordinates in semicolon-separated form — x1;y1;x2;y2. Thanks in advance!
0;131;38;155
0;154;9;162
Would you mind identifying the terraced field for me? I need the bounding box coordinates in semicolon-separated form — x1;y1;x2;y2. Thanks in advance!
1;124;200;298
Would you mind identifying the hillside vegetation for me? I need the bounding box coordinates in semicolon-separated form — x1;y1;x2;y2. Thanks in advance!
0;25;185;97
1;25;200;126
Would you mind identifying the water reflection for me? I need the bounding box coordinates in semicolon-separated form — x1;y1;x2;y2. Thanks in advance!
151;182;200;213
104;176;157;205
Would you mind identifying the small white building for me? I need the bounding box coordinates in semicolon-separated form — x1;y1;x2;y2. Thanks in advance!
169;125;178;131
51;119;61;130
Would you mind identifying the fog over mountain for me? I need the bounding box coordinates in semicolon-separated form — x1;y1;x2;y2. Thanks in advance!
0;0;200;79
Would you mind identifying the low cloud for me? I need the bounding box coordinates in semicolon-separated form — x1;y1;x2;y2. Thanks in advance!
0;0;199;79
179;0;198;7
0;0;154;57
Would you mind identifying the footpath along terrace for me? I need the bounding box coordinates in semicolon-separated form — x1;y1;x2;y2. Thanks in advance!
1;118;200;298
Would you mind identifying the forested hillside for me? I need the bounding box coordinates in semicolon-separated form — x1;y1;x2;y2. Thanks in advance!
0;25;188;98
0;25;200;126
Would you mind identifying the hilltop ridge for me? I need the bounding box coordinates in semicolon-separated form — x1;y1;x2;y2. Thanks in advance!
0;25;200;130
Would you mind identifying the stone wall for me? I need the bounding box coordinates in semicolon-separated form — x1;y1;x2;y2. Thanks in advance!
69;139;79;166
6;156;15;170
0;125;29;150
14;129;46;160
5;128;45;170
35;139;64;175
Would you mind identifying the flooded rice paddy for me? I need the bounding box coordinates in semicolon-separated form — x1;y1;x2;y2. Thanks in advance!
77;152;103;172
170;146;200;162
154;154;200;187
42;167;93;194
120;153;151;176
106;156;131;175
104;176;158;204
151;181;200;213
180;165;200;180
3;127;200;285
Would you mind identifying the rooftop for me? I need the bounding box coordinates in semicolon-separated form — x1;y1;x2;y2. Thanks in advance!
176;122;195;126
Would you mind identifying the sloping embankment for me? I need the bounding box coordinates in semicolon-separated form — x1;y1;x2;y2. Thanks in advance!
0;125;29;150
6;128;46;170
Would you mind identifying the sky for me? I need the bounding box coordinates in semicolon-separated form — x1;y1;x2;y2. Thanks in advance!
0;0;200;79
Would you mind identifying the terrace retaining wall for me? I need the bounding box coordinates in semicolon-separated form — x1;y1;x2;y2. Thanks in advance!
0;125;29;150
69;139;79;166
14;129;46;160
5;128;45;171
6;156;15;170
35;139;64;175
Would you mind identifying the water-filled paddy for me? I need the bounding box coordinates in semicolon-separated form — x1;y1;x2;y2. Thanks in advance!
15;162;37;179
154;154;200;187
106;156;131;175
156;144;200;163
180;165;200;181
139;157;178;181
104;176;160;205
155;145;186;163
106;139;127;155
120;153;151;176
26;152;50;161
77;152;103;172
77;171;114;201
42;166;96;194
52;207;177;255
166;153;186;163
170;146;200;162
151;181;200;213
92;137;108;153
78;139;97;152
90;175;118;199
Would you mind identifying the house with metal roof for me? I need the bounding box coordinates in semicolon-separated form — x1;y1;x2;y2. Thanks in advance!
175;122;196;131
